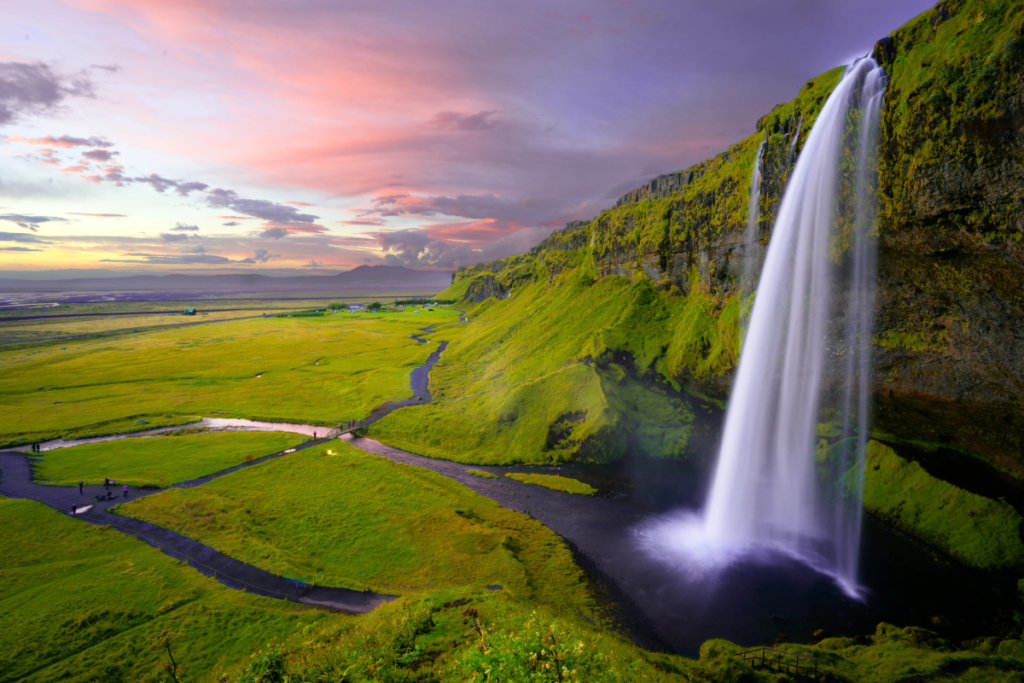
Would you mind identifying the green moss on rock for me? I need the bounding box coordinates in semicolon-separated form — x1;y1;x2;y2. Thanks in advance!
863;440;1024;569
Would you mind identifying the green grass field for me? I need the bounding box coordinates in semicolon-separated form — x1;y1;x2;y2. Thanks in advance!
118;442;594;615
34;430;301;487
505;471;597;496
0;496;330;683
0;308;457;448
0;310;273;340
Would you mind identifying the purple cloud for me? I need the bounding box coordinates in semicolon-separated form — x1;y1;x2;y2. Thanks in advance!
0;62;95;125
0;214;69;232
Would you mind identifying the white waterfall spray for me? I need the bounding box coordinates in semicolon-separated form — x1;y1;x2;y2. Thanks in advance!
639;58;886;597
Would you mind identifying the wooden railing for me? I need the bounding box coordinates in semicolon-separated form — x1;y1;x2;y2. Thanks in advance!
733;647;823;679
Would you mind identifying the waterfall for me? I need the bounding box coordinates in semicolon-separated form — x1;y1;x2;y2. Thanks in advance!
700;57;885;595
742;138;766;291
787;117;803;168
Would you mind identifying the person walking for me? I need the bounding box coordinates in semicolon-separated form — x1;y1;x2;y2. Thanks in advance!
122;484;129;499
79;481;83;495
313;431;317;439
71;504;77;517
104;477;109;490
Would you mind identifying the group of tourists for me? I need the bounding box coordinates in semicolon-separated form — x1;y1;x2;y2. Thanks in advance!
29;443;42;452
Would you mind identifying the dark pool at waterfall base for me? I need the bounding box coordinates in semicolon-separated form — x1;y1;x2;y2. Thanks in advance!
543;455;1010;656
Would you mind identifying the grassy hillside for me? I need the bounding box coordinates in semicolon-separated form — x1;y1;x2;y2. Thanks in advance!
370;266;724;465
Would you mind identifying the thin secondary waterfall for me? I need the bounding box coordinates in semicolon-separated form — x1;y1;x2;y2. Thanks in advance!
701;57;885;595
742;138;765;291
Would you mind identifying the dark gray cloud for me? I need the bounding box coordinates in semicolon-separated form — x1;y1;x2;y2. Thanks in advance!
0;214;69;232
258;227;289;240
0;62;95;125
159;232;191;242
0;231;49;243
432;110;499;132
254;248;277;262
369;192;553;223
171;222;199;231
374;229;477;269
0;247;42;252
303;260;325;268
8;134;113;148
133;173;209;196
223;221;240;227
206;188;320;225
239;248;279;264
82;149;117;161
374;225;557;270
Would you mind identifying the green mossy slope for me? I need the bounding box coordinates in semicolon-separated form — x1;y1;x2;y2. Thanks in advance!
371;265;725;465
863;441;1024;570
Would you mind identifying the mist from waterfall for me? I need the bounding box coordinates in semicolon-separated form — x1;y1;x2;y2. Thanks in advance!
639;57;885;598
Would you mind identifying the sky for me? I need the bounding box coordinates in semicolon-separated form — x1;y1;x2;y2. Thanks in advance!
0;0;934;278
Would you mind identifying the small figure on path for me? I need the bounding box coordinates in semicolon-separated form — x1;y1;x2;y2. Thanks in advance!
313;431;317;439
123;484;129;499
104;477;109;490
71;504;77;516
79;481;83;495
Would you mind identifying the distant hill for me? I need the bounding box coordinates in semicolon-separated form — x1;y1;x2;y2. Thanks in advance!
0;265;452;292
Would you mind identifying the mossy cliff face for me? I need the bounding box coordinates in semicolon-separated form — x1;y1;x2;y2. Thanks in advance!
442;0;1024;474
871;0;1024;471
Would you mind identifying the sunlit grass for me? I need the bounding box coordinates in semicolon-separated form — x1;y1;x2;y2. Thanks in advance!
0;308;457;447
118;441;594;616
34;430;301;487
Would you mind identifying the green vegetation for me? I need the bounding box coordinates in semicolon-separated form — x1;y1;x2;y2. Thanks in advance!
862;441;1024;569
0;309;457;448
467;469;499;479
878;0;1024;243
505;471;597;496
218;587;1024;683
119;442;595;615
230;586;705;683
700;623;1024;683
34;430;300;487
0;496;325;683
370;265;716;465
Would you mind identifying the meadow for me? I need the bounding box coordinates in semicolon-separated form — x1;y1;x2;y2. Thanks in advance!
0;307;457;447
33;430;301;487
118;441;595;614
0;496;329;683
0;310;275;341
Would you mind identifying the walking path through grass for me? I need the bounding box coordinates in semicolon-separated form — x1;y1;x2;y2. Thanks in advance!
0;318;453;613
0;440;393;613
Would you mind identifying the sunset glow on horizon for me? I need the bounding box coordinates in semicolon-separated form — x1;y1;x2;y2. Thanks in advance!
0;0;932;277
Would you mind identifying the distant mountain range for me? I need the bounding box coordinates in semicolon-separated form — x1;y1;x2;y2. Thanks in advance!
0;266;452;292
